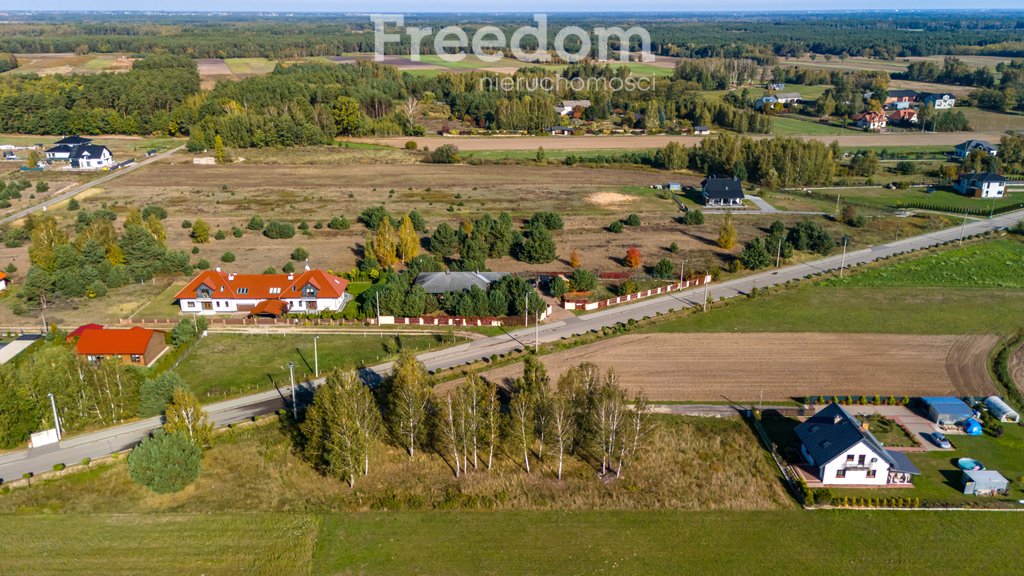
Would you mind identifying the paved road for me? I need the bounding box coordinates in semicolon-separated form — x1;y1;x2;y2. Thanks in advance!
0;146;183;226
1;208;1022;482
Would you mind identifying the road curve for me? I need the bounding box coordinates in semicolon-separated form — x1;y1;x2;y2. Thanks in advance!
0;146;184;226
1;208;1021;481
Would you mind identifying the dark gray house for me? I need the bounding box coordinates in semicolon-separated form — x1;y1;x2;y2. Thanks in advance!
701;176;745;207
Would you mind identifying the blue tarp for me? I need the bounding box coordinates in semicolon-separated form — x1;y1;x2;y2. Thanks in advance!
963;418;982;436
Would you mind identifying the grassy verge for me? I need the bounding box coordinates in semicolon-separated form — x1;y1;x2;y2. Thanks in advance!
177;333;450;400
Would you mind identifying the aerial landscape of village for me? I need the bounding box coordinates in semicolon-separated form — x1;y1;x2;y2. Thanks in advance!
1;3;1024;574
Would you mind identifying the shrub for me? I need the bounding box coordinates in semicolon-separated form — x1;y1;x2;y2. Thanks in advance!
625;213;641;226
36;181;50;193
426;144;460;164
291;247;309;261
53;463;65;472
127;431;201;494
220;251;236;263
404;140;418;150
653;258;674;278
682;210;704;225
328;216;350;230
66;198;80;211
608;221;624;233
196;259;210;270
247;215;264;230
263;220;296;239
232;227;244;238
180;220;192;229
81;457;91;467
138;372;187;417
569;268;598;292
214;229;226;241
529;211;564;231
282;261;295;273
142;205;167;220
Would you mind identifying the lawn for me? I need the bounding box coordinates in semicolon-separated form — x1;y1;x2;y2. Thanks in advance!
771;116;855;136
223;58;277;75
826;238;1024;289
861;414;917;448
3;510;1023;575
642;285;1024;335
815;186;1023;213
176;332;449;400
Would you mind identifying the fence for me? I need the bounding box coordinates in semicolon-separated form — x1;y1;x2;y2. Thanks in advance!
562;276;711;312
120;305;556;329
377;304;554;327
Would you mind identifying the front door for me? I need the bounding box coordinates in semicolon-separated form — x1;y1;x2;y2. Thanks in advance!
306;300;318;311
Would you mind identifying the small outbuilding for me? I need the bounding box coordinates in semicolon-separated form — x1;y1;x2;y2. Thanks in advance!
984;396;1019;423
921;397;974;426
962;469;1009;496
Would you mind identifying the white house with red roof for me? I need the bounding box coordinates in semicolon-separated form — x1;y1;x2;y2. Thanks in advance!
174;267;351;316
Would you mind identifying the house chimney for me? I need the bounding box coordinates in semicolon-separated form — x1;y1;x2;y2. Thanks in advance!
862;422;870;431
304;260;310;271
287;273;294;281
228;273;235;281
834;415;843;425
215;267;221;272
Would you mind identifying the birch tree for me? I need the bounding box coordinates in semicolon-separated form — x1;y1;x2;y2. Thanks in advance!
615;392;655;479
441;392;462;478
548;386;576;481
593;372;626;477
384;351;431;458
509;390;535;474
302;370;383;487
163;388;213;448
480;380;501;470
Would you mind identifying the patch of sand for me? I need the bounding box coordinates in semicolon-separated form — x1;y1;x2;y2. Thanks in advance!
587;192;636;207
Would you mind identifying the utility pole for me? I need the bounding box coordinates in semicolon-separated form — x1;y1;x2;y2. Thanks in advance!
375;291;382;338
959;213;968;246
524;294;529;328
835;194;841;219
775;237;783;268
47;392;61;441
313;335;319;378
679;257;686;286
287;361;297;420
534;309;540;353
839;236;849;278
894;224;900;242
702;278;710;312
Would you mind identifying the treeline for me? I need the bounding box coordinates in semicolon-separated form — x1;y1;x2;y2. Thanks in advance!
302;354;654;486
2;14;1023;60
672;58;761;90
15;208;191;313
902;57;996;88
0;54;199;136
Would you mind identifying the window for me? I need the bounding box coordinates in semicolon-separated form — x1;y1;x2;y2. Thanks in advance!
270;287;281;295
835;469;846;479
237;288;249;295
131;355;142;363
858;455;866;466
846;455;854;463
187;301;195;308
866;469;877;479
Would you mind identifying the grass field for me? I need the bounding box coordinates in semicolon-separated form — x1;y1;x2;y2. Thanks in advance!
3;510;1024;575
223;58;277;75
797;186;1022;213
177;333;449;400
962;107;1024;133
771;116;854;136
644;285;1024;335
827;238;1024;289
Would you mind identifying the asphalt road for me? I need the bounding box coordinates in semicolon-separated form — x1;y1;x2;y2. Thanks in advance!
0;146;184;226
1;208;1021;482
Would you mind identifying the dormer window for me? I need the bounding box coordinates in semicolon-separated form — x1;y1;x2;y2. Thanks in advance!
269;287;281;295
237;288;249;295
302;283;318;298
196;284;213;299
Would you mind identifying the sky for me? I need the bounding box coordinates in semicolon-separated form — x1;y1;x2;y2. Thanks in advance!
6;1;1023;11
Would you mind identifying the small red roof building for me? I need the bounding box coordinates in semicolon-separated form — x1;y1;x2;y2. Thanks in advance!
74;326;169;367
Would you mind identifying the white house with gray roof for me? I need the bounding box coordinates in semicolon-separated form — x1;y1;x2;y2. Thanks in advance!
796;403;919;486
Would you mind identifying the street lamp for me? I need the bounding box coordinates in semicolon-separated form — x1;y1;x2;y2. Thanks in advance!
47;392;61;441
287;361;297;420
313;335;320;378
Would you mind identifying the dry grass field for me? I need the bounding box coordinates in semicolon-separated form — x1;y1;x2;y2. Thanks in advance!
476;333;998;401
1011;343;1024;394
3;53;136;76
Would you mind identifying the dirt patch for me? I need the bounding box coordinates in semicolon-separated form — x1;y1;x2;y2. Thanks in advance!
944;334;1000;397
1011;343;1024;394
474;333;998;401
586;192;637;207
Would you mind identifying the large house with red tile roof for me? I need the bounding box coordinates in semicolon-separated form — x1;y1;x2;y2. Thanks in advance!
72;325;169;367
174;268;351;316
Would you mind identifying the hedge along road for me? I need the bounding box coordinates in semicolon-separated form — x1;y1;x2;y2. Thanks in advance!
0;208;1021;482
0;145;184;226
348;130;1006;152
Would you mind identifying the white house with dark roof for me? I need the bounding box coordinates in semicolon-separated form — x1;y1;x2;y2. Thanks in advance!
956;172;1006;198
953;139;998;160
923;93;955;109
796;403;919;486
45;136;114;170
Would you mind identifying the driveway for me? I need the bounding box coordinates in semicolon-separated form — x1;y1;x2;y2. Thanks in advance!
843;404;950;452
745;194;778;212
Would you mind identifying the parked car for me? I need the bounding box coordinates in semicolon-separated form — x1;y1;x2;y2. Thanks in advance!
931;432;952;449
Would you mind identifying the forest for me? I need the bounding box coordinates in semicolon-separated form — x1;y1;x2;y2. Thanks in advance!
0;13;1022;59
